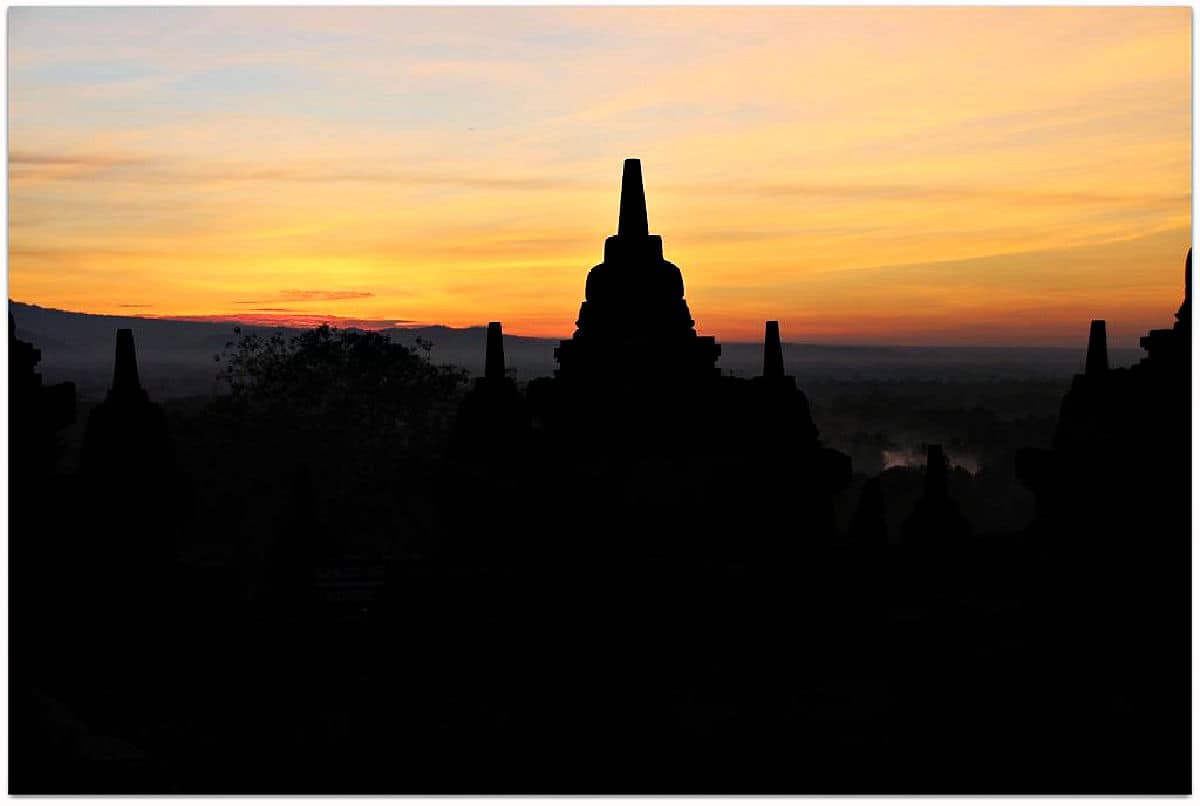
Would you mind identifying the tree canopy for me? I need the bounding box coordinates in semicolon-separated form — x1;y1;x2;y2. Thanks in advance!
216;324;467;454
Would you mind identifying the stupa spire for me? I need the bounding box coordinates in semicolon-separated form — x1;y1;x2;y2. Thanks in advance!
617;158;649;239
1085;319;1108;377
1178;248;1191;328
485;321;506;381
923;444;949;502
763;321;784;379
112;328;142;395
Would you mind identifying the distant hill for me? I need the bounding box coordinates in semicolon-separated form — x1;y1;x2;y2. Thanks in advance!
9;301;567;400
10;300;1133;401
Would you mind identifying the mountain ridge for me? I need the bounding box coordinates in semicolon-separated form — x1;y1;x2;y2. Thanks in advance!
10;299;1134;401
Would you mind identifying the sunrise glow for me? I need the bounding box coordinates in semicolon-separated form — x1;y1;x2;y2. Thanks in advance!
8;6;1192;346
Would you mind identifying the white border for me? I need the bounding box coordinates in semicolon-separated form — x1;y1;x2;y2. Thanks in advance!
0;1;1194;804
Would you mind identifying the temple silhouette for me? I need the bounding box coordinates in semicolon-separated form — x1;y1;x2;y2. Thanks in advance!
554;158;720;386
516;160;852;563
7;159;1192;795
1013;249;1191;782
10;315;75;698
900;444;971;546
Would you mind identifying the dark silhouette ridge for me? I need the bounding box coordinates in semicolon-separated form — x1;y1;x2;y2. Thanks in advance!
7;166;1191;794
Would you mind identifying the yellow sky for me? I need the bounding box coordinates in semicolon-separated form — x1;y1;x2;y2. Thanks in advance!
7;6;1192;345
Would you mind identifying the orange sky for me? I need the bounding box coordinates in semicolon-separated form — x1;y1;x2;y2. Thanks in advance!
7;7;1192;346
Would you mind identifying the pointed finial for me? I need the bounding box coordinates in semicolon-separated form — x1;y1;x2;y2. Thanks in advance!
617;158;649;239
485;322;505;381
112;328;142;394
1085;319;1108;376
763;320;784;379
923;444;949;502
1178;248;1191;327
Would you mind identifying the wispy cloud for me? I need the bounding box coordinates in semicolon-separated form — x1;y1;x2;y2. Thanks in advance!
9;149;584;191
6;7;1191;345
232;289;376;304
9;149;152;180
684;182;1188;209
153;312;412;329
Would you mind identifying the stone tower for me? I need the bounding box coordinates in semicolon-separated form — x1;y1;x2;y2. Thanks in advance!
1085;320;1108;377
554;158;720;386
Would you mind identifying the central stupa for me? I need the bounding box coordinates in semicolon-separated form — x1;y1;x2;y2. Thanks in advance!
554;158;720;384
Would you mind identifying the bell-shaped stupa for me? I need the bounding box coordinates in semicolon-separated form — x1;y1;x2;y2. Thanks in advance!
554;158;720;385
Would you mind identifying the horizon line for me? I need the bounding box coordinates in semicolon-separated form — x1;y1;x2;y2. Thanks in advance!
9;298;1145;353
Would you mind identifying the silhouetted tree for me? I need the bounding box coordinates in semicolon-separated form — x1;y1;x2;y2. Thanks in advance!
217;324;467;449
196;324;469;554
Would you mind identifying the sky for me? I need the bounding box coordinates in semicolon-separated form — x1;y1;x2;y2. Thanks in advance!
7;6;1192;346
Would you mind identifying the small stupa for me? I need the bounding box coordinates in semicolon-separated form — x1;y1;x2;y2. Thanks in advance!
900;445;971;546
81;328;172;480
453;321;531;456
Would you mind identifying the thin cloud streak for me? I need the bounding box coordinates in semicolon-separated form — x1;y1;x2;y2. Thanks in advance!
10;150;590;191
232;290;376;304
154;312;413;329
6;7;1191;346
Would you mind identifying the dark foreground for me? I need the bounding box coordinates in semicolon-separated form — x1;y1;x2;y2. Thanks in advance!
11;534;1190;794
9;162;1190;794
